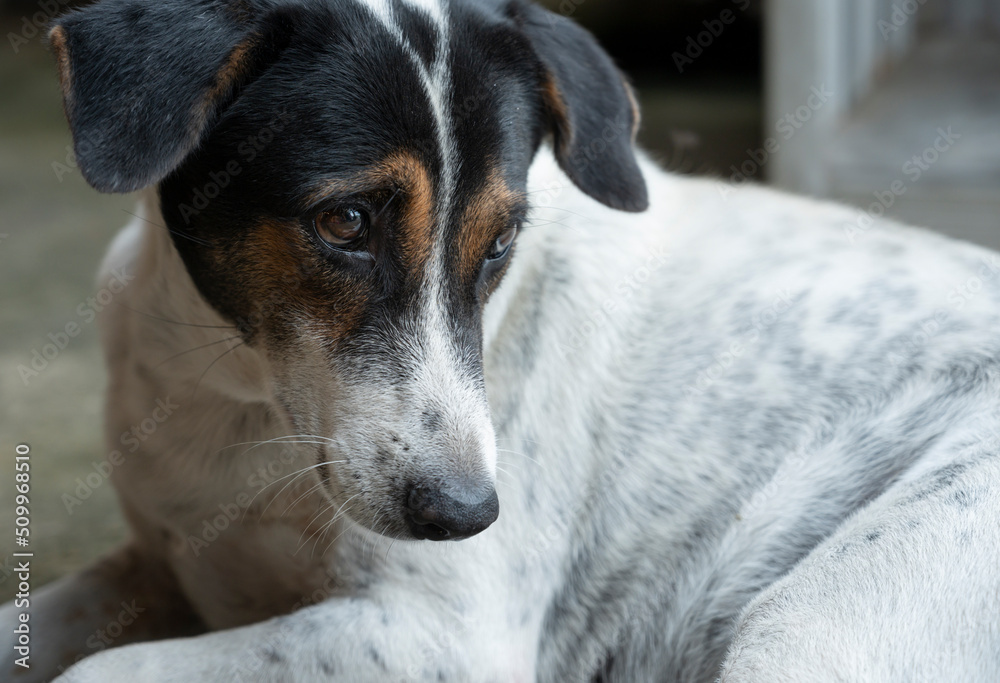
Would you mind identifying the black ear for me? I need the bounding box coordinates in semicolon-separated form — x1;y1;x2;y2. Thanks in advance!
48;0;294;194
511;1;648;213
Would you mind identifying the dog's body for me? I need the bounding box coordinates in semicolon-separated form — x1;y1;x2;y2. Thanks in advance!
5;0;1000;680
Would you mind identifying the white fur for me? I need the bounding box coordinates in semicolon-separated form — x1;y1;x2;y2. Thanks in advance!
0;73;994;681
9;149;991;683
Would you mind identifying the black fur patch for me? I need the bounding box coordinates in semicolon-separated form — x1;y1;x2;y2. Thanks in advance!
52;0;648;359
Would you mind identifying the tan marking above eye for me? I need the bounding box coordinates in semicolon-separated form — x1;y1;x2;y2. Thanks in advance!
457;167;523;281
306;152;435;270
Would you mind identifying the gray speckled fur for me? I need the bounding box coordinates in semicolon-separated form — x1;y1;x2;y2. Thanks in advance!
17;154;1000;683
9;2;1000;680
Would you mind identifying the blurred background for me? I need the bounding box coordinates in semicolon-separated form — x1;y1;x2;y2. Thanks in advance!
1;0;998;600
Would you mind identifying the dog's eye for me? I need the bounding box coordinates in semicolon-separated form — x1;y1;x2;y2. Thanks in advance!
314;207;369;250
488;225;518;260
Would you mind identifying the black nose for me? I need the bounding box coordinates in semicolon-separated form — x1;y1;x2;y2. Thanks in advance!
406;481;499;541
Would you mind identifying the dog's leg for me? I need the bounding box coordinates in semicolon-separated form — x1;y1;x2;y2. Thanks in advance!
1;543;204;682
719;452;1000;682
50;534;538;683
52;594;533;683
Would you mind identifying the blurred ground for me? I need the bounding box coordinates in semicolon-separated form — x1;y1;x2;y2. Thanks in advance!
0;20;135;600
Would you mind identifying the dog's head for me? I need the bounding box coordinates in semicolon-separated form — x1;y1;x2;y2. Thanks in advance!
51;0;647;541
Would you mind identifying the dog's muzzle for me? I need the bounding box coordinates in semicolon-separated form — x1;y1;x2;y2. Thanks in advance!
405;480;499;541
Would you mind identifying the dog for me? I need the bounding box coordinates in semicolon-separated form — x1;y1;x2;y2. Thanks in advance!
4;0;1000;680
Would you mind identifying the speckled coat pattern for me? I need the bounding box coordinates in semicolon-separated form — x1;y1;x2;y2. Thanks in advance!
3;0;1000;681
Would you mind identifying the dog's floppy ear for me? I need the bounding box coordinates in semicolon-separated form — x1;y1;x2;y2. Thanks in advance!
48;0;293;193
512;1;648;213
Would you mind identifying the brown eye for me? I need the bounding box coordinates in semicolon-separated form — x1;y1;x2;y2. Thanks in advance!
488;225;517;260
314;207;368;250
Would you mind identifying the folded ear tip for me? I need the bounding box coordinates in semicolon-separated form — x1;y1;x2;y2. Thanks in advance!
607;185;649;213
80;169;125;194
560;157;649;213
619;194;650;213
78;155;148;194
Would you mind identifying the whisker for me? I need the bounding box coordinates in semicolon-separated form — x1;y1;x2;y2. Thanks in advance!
496;436;546;446
218;434;336;455
320;519;357;559
494;465;518;488
190;341;244;400
123;208;212;247
256;459;347;521
280;479;327;517
301;493;360;557
524;218;578;231
153;335;243;370
115;303;236;330
374;519;394;563
295;496;345;547
240;458;347;522
301;491;357;547
528;205;594;221
373;187;401;218
496;447;545;469
367;511;385;562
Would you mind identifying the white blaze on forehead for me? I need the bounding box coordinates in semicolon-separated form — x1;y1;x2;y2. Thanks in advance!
400;0;448;27
354;0;395;24
352;0;496;476
352;0;457;195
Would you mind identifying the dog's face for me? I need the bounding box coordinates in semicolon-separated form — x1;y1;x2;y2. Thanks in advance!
51;0;647;541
